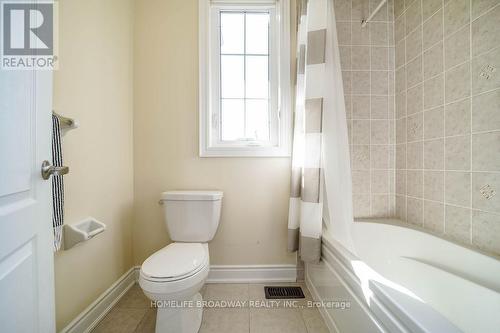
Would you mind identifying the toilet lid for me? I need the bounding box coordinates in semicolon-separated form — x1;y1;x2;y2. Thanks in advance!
141;243;207;280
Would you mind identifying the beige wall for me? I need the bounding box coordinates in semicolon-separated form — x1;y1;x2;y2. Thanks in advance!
133;0;295;266
53;0;135;330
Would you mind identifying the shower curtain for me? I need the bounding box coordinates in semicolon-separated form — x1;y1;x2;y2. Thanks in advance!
287;0;327;263
288;0;354;262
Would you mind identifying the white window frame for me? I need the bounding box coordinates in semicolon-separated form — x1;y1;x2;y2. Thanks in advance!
199;0;291;157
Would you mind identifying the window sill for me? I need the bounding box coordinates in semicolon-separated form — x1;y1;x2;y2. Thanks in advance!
200;145;291;157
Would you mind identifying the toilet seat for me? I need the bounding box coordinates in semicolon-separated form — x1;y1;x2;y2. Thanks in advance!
141;242;209;282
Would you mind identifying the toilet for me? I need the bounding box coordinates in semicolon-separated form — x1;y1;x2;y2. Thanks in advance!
139;190;223;333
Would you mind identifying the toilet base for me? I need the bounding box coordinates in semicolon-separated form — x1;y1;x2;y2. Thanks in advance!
155;292;203;333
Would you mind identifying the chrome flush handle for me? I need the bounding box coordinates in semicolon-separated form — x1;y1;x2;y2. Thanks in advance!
41;160;69;180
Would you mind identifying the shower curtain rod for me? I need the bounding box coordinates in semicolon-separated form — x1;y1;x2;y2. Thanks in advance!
361;0;387;27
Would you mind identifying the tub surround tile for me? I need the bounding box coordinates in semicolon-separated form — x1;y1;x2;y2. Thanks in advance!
471;0;499;19
372;195;391;217
407;170;424;198
424;74;444;110
445;171;472;207
405;0;422;33
352;145;371;170
423;42;444;80
407;56;423;88
424;139;445;170
407;198;424;226
444;0;470;37
424;107;444;140
406;28;423;62
423;10;443;50
371;96;389;119
445;205;471;243
352;46;371;70
471;4;500;56
472;210;500;254
444;25;470;70
407;112;423;141
352;95;371;119
424;171;445;202
472;46;500;95
445;135;471;171
445;99;471;136
445;62;471;103
424;201;445;233
352;170;371;194
372;47;389;70
472;132;500;171
407;84;423;115
472;89;500;132
472;172;500;214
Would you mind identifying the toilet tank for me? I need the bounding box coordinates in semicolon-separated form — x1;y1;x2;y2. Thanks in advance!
160;191;223;242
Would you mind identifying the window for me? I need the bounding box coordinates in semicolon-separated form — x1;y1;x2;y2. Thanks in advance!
199;0;291;157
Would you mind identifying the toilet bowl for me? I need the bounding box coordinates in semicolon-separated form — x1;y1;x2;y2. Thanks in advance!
138;191;223;333
139;243;209;333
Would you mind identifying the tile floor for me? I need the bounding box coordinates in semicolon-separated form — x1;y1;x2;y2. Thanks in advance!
92;282;329;333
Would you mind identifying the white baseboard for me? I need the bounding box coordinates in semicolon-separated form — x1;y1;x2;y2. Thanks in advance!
59;267;138;333
206;264;297;283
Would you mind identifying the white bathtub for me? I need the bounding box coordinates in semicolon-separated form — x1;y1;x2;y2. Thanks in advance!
306;219;500;333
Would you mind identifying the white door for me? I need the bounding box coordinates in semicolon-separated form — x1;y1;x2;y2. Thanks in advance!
0;69;56;331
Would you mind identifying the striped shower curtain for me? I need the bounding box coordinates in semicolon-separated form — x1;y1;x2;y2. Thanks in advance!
288;0;327;263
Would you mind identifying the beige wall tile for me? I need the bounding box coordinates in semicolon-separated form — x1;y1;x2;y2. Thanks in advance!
352;145;371;169
423;9;443;50
424;201;445;233
471;4;500;56
334;0;352;21
342;71;352;94
396;170;407;194
471;0;499;19
352;0;367;21
445;98;471;136
407;84;423;115
339;46;351;70
371;145;391;168
423;42;444;80
472;46;500;95
352;95;371;119
424;170;445;202
396;39;406;68
371;71;390;94
353;194;371;217
396;194;407;219
444;0;470;37
472;132;500;171
424;74;444;110
407;55;423;88
424;107;444;139
445;135;471;170
472;172;500;214
396;92;407;118
352;22;370;45
372;47;389;70
424;139;445;169
407;197;424;225
445;205;471;243
396;117;407;143
472;210;500;254
352;46;371;70
372;195;390;217
396;143;407;168
444;25;471;70
423;0;443;21
407;112;424;141
445;171;472;206
407;141;424;169
445;62;471;103
406;28;423;61
353;120;371;144
395;15;406;43
405;0;422;33
352;170;371;193
372;170;390;193
337;22;352;45
371;96;389;119
352;71;371;94
396;67;406;93
371;120;390;144
407;170;424;198
371;22;389;46
472;89;500;132
394;0;405;19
